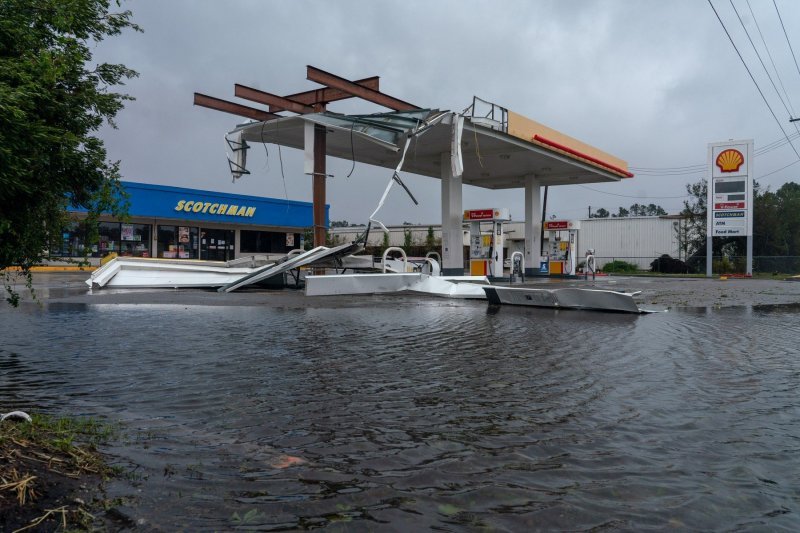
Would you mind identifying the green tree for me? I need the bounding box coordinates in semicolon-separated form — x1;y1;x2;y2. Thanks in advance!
593;208;610;218
775;182;800;256
612;207;630;218
629;203;645;216
680;179;707;257
425;226;436;249
0;0;140;305
752;182;783;257
645;203;667;216
403;228;413;249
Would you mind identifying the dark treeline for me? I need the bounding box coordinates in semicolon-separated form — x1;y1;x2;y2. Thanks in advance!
680;179;800;258
590;204;668;218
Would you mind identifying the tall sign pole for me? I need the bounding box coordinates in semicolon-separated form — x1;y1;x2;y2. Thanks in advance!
706;139;754;277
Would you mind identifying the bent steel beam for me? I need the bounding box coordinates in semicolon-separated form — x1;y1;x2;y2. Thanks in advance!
270;76;380;112
234;84;314;114
193;93;280;121
306;66;419;112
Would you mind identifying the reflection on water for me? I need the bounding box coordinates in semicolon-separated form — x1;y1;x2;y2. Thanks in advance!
2;299;800;530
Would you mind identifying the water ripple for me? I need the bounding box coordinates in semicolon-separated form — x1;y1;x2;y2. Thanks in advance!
1;300;800;530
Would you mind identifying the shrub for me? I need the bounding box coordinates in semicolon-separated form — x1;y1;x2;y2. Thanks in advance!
650;254;689;274
602;260;639;273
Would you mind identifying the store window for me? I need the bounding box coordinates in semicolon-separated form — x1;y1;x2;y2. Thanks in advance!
119;223;152;257
158;225;199;259
97;222;121;257
50;221;153;259
200;228;235;261
240;230;300;254
50;221;87;258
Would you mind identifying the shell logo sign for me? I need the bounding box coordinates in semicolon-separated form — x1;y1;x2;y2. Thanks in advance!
716;149;744;173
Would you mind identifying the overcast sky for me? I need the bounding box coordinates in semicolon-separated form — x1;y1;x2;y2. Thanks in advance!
96;0;800;224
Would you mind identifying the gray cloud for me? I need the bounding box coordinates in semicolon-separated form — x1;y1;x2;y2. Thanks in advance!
96;0;800;223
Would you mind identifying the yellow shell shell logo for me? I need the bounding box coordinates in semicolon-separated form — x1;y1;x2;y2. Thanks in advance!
716;149;744;173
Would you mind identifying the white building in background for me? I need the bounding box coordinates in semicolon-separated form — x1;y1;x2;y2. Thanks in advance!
330;215;682;270
557;216;682;268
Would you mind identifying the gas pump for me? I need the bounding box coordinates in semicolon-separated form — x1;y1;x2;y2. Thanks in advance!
463;208;511;278
542;220;580;276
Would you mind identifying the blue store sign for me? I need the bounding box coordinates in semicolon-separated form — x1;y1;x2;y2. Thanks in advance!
111;181;321;228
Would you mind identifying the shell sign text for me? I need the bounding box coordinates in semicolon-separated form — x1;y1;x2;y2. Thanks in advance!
174;200;256;217
715;149;744;173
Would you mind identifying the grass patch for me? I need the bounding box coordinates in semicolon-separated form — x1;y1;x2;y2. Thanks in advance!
0;413;118;531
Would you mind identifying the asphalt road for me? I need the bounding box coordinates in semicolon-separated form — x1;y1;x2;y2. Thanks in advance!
4;271;800;311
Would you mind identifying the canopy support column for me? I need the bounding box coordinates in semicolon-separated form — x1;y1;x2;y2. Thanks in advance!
440;152;464;275
313;124;327;247
524;174;542;276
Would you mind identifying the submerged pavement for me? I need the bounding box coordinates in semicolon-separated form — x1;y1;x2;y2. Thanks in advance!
7;271;800;310
5;271;800;529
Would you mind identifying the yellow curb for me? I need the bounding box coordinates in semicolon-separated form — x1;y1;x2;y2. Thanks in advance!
2;266;97;272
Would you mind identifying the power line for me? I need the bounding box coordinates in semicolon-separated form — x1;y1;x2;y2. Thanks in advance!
707;0;800;160
746;0;796;116
630;165;705;170
630;131;800;173
756;130;800;153
576;158;799;201
756;158;800;181
729;0;798;133
773;0;800;88
576;184;690;199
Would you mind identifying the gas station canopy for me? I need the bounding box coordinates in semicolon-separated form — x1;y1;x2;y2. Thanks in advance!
230;107;632;189
194;66;633;274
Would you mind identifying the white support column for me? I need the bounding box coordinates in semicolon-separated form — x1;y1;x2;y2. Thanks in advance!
524;175;541;276
440;152;464;275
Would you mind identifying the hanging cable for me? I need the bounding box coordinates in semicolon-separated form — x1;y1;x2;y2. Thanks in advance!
707;0;800;160
577;184;691;199
630;131;800;173
729;0;798;136
346;120;356;178
755;158;800;181
272;119;289;207
259;118;270;172
746;0;796;117
773;0;800;84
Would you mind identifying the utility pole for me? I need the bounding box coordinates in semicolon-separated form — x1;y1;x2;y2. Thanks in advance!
588;205;591;218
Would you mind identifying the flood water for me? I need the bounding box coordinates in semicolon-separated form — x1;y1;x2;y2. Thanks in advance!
2;296;800;531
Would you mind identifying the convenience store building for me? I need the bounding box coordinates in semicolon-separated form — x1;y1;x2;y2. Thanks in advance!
54;181;321;264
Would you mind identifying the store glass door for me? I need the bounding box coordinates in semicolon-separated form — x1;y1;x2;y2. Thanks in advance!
200;229;235;261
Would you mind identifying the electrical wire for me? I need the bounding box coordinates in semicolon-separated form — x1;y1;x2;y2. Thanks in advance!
746;0;796;117
576;184;691;199
277;144;288;203
707;0;800;160
773;0;800;85
259;119;270;172
473;122;484;168
755;158;800;181
272;119;289;207
630;131;800;173
346;120;356;178
729;0;798;134
630;168;708;176
630;163;705;171
634;2;800;175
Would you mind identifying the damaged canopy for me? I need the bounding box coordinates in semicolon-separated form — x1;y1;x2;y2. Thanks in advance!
232;109;446;153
